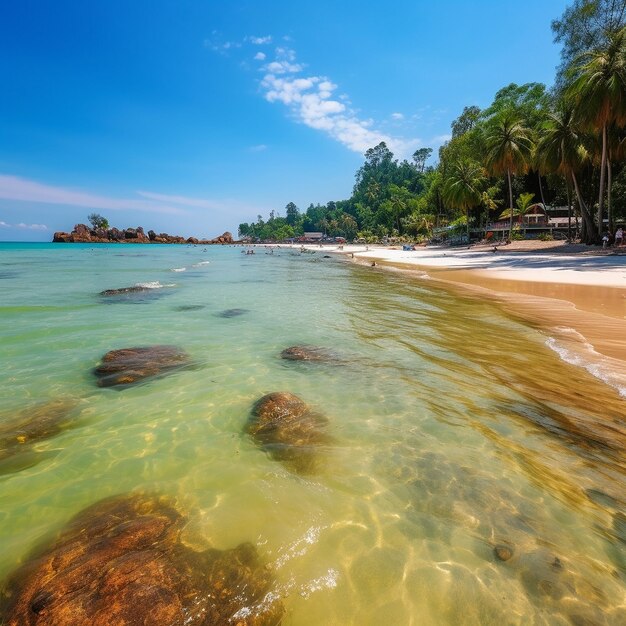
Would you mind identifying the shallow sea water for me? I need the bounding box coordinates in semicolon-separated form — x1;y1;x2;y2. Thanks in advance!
0;242;624;625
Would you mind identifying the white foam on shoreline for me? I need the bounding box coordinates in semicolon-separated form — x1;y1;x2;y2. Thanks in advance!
171;267;186;272
546;328;626;397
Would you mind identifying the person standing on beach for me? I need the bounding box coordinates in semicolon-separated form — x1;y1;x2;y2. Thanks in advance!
615;227;623;247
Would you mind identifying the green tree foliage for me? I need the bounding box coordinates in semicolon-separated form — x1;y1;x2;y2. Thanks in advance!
88;213;109;230
412;148;433;172
485;112;534;235
552;0;626;86
566;27;626;236
442;160;486;238
239;141;436;241
285;202;301;227
451;106;482;138
536;105;595;239
481;83;552;130
239;3;626;246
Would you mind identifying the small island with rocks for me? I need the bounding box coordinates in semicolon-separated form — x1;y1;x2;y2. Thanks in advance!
53;214;234;244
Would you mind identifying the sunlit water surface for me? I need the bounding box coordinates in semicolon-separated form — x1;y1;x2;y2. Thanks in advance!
0;243;624;625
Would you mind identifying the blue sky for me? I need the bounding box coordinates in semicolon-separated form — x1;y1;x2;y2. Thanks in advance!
0;0;569;241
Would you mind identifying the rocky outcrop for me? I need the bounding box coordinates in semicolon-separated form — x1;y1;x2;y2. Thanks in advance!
94;346;190;388
211;231;233;244
0;493;284;626
53;225;235;245
245;392;330;474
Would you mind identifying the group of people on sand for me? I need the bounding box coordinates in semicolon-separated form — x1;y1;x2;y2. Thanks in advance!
602;226;624;248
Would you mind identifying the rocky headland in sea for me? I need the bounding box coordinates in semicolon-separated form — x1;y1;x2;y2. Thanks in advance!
52;223;234;244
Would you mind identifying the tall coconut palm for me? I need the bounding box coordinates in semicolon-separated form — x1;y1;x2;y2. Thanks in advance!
442;159;485;240
536;105;595;242
606;123;626;232
567;27;626;237
485;112;534;239
389;193;407;234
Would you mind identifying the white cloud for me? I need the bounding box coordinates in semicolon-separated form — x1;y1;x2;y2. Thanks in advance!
17;223;48;230
254;52;266;61
256;47;420;156
265;60;303;74
248;144;267;152
0;174;188;215
0;220;47;230
391;112;404;120
248;36;272;45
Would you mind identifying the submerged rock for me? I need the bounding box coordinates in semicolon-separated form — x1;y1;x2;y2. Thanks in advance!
100;286;151;296
99;285;170;303
0;494;284;626
280;345;338;362
0;400;76;467
175;304;205;311
494;544;514;562
245;392;330;474
94;346;190;388
217;308;249;318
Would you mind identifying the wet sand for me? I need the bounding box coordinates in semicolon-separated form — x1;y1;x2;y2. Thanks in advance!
280;242;626;395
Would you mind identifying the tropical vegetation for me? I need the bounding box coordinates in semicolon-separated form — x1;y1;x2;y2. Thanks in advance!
240;1;626;245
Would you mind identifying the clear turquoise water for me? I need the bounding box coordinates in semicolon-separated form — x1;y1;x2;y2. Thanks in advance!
0;242;624;625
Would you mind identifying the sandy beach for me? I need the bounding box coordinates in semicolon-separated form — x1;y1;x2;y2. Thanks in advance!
282;240;626;396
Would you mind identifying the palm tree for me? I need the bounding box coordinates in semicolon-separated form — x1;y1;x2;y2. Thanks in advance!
366;181;381;205
536;105;595;242
442;159;485;240
606;123;626;232
485;112;534;239
500;192;537;235
567;27;626;238
389;193;407;234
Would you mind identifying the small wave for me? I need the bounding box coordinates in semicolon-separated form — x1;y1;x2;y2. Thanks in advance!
134;281;175;289
272;525;325;569
230;569;338;621
192;261;210;267
546;332;626;397
171;267;186;272
298;569;339;599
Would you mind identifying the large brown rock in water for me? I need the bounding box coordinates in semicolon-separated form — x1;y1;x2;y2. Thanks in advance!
52;232;71;243
245;392;330;474
211;232;233;244
71;224;92;242
0;494;284;626
94;346;190;388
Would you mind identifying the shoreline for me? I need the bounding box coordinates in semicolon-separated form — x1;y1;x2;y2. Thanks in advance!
278;242;626;397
